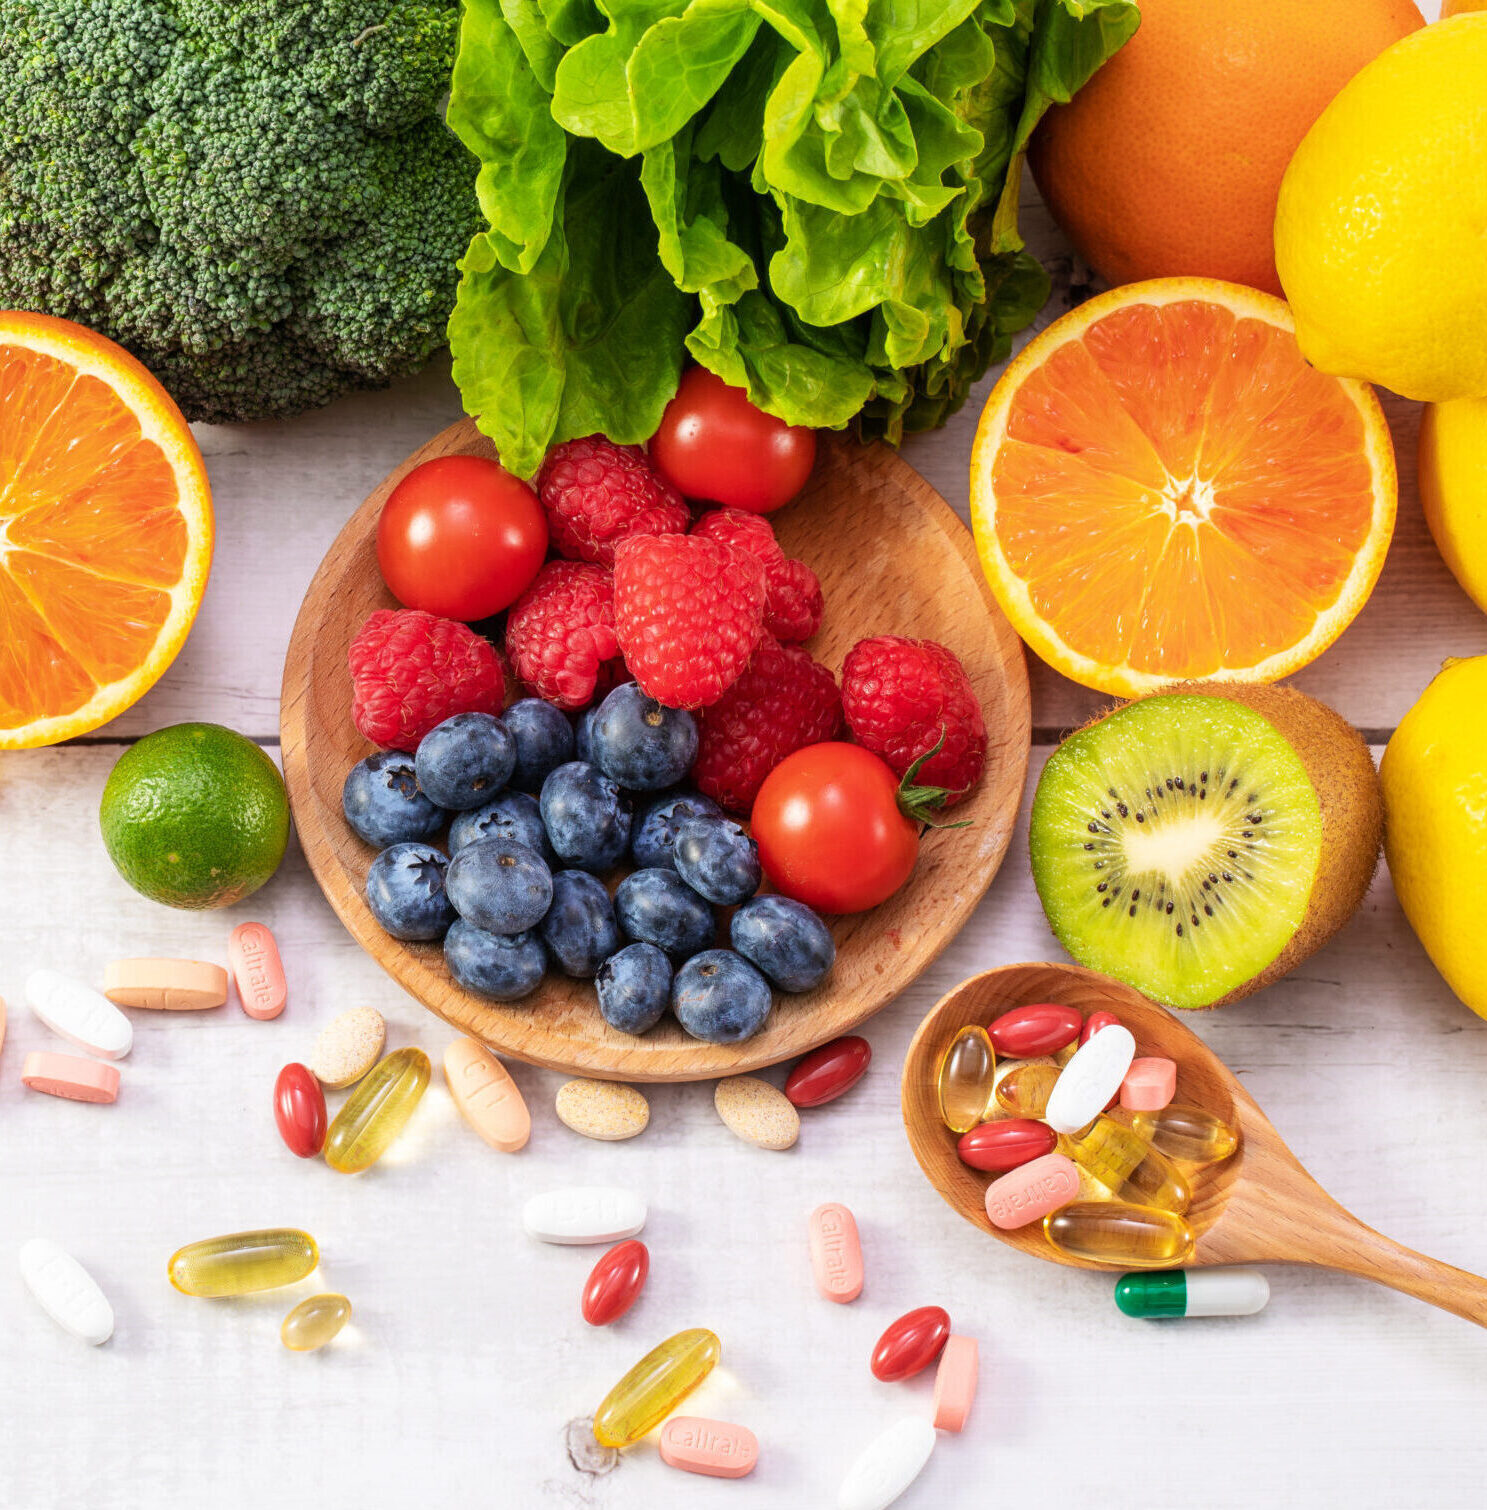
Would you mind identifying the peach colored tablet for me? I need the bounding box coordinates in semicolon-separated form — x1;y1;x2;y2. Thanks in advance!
984;1153;1080;1230
443;1037;530;1151
1120;1057;1178;1112
659;1417;759;1479
228;923;287;1020
933;1335;979;1432
809;1202;864;1303
103;958;228;1011
23;1051;120;1104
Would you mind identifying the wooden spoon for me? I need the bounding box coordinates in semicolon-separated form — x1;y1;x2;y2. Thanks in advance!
902;962;1487;1326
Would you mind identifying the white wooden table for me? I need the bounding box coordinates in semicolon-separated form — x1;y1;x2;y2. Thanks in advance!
8;46;1487;1510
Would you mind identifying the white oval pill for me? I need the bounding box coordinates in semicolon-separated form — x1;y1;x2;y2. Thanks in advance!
837;1416;937;1510
19;1239;114;1345
26;970;132;1060
1044;1023;1136;1135
522;1187;646;1245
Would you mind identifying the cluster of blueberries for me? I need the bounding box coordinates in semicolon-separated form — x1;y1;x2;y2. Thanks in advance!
341;684;835;1044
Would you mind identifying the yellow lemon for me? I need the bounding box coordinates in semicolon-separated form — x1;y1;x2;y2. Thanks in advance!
1381;657;1487;1020
1419;398;1487;613
1274;17;1487;402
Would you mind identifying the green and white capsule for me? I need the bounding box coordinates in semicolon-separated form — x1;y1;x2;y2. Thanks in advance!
1114;1268;1269;1319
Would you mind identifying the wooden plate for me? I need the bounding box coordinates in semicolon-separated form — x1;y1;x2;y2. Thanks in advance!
281;419;1031;1081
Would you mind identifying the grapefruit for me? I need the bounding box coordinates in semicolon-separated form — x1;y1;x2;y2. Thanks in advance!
969;279;1396;697
1028;0;1424;296
0;311;212;746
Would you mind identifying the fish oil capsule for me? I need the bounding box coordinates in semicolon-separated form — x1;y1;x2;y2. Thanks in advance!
1130;1103;1239;1166
168;1229;318;1297
1115;1267;1270;1318
993;1060;1060;1118
592;1328;721;1448
1066;1115;1150;1190
324;1046;431;1173
281;1292;352;1351
1120;1147;1192;1214
936;1025;996;1134
1043;1201;1195;1269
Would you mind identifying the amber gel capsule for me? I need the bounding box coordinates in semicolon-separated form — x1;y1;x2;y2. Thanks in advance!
1044;1201;1195;1270
1130;1103;1238;1167
593;1329;721;1448
324;1046;431;1173
936;1025;996;1134
281;1293;352;1351
169;1229;318;1297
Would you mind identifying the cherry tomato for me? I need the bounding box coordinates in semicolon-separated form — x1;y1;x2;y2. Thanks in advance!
650;367;816;513
752;743;918;913
376;455;547;621
274;1063;327;1159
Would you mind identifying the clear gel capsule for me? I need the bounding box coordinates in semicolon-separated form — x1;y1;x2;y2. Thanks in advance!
1115;1268;1269;1318
993;1060;1060;1119
593;1328;721;1448
1130;1103;1238;1167
1043;1201;1195;1269
168;1229;318;1297
281;1292;352;1350
324;1046;431;1173
936;1025;996;1134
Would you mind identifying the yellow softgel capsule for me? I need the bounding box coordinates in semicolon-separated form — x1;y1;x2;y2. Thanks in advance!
1122;1148;1192;1214
593;1328;721;1448
994;1060;1060;1119
1130;1103;1238;1167
281;1293;351;1352
1043;1201;1195;1269
936;1025;996;1134
168;1229;318;1297
324;1046;431;1173
1067;1115;1149;1190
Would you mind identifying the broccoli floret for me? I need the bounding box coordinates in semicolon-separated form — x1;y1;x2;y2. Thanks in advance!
0;0;478;423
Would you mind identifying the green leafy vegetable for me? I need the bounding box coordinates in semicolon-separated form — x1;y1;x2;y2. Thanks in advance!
448;0;1139;477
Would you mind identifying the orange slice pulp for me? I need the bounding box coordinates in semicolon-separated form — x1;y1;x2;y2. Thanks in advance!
969;279;1396;696
0;311;212;747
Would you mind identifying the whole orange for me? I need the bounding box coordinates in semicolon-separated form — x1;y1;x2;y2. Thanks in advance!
1028;0;1424;296
1442;1;1486;15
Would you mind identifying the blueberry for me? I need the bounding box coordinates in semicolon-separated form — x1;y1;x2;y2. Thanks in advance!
595;942;672;1035
343;751;445;848
574;704;600;763
449;790;554;863
614;868;715;958
631;789;723;870
672;950;773;1044
365;842;455;941
540;761;632;872
673;817;761;906
539;870;620;978
445;837;553;934
730;895;835;992
445;918;546;1002
505;698;576;793
413;712;516;811
589;683;699;791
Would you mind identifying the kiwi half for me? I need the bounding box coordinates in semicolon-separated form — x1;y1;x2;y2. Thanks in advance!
1029;681;1382;1009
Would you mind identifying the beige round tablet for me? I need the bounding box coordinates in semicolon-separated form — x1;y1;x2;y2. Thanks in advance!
714;1076;799;1151
555;1079;649;1142
309;1007;386;1088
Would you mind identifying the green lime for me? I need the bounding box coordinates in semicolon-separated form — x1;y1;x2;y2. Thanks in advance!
100;723;291;910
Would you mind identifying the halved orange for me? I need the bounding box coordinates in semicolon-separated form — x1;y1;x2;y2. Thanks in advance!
970;279;1395;696
0;311;212;747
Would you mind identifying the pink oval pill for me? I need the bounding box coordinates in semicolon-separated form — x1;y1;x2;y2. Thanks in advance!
809;1201;864;1303
228;922;287;1020
984;1152;1080;1230
659;1417;759;1479
1121;1056;1177;1112
23;1051;120;1104
933;1335;979;1432
443;1037;530;1152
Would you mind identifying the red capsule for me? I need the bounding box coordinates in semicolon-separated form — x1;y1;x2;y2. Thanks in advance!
956;1118;1058;1173
784;1035;871;1108
274;1063;327;1158
582;1239;649;1326
870;1305;950;1382
1080;1010;1120;1046
989;1002;1081;1058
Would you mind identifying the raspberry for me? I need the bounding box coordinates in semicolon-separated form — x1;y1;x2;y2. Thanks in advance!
614;534;767;709
537;436;690;566
841;635;987;805
691;508;823;642
505;561;621;710
349;609;506;752
693;635;842;812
